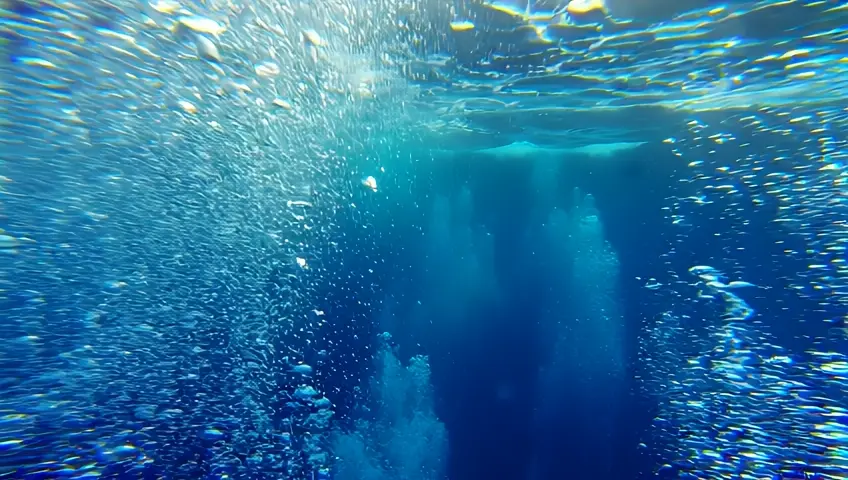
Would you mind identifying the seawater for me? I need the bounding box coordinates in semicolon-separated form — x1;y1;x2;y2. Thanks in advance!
0;1;846;479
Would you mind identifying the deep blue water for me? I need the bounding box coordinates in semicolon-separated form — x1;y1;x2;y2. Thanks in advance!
317;139;836;480
321;143;704;479
1;115;842;480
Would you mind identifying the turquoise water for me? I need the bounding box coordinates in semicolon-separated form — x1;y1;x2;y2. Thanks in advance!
1;0;846;479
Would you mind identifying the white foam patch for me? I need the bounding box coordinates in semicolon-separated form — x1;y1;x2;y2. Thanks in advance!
437;140;647;159
559;141;648;158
